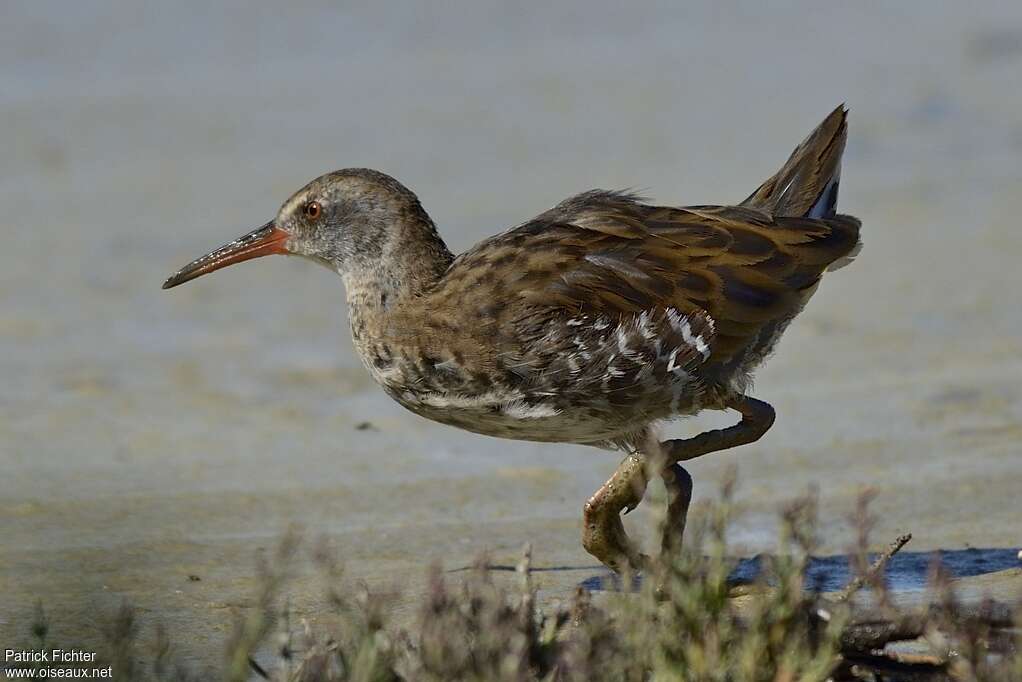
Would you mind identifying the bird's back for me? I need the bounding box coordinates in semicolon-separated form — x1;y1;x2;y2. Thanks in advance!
450;189;855;370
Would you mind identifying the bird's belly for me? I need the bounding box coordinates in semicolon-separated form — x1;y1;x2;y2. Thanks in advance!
385;387;698;446
406;401;626;444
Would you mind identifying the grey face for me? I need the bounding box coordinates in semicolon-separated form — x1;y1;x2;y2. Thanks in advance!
161;167;428;290
278;170;402;273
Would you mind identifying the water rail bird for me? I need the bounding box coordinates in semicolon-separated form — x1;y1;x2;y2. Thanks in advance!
164;106;861;572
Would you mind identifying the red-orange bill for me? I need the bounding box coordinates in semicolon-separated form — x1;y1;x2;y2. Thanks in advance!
162;222;289;289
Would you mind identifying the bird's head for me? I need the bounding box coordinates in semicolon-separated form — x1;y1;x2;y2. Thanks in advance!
162;168;439;290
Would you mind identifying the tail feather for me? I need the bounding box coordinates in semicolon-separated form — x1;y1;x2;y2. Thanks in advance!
741;105;848;219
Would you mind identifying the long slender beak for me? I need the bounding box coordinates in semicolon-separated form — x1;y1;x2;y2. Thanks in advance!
162;222;290;289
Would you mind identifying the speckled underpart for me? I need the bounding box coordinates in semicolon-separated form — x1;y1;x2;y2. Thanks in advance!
164;106;862;573
355;307;716;446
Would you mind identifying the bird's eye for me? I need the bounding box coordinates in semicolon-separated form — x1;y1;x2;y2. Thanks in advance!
303;201;322;220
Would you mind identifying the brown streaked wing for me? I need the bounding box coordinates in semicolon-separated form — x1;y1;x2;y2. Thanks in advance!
443;192;860;365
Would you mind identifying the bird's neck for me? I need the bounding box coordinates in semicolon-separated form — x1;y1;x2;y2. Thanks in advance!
342;217;454;346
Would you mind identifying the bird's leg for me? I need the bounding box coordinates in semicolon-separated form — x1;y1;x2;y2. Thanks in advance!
657;396;775;559
582;452;650;573
662;396;775;464
582;397;774;574
660;462;693;557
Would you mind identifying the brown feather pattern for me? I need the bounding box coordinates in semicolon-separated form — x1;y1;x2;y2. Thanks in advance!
341;108;862;447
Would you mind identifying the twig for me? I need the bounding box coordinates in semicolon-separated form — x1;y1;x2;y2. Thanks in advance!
248;656;270;679
838;614;927;652
836;533;912;603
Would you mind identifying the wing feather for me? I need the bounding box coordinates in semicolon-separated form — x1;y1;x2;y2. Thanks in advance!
436;190;859;368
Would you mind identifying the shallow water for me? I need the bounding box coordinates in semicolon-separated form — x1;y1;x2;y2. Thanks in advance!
2;0;1022;665
580;548;1022;596
750;547;1022;594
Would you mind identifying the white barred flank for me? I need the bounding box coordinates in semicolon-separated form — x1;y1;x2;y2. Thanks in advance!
562;307;713;379
409;389;561;420
371;307;716;444
665;308;712;361
501;400;562;420
666;348;683;374
636;310;657;340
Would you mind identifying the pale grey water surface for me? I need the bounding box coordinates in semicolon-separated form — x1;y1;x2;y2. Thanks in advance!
2;0;1022;666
